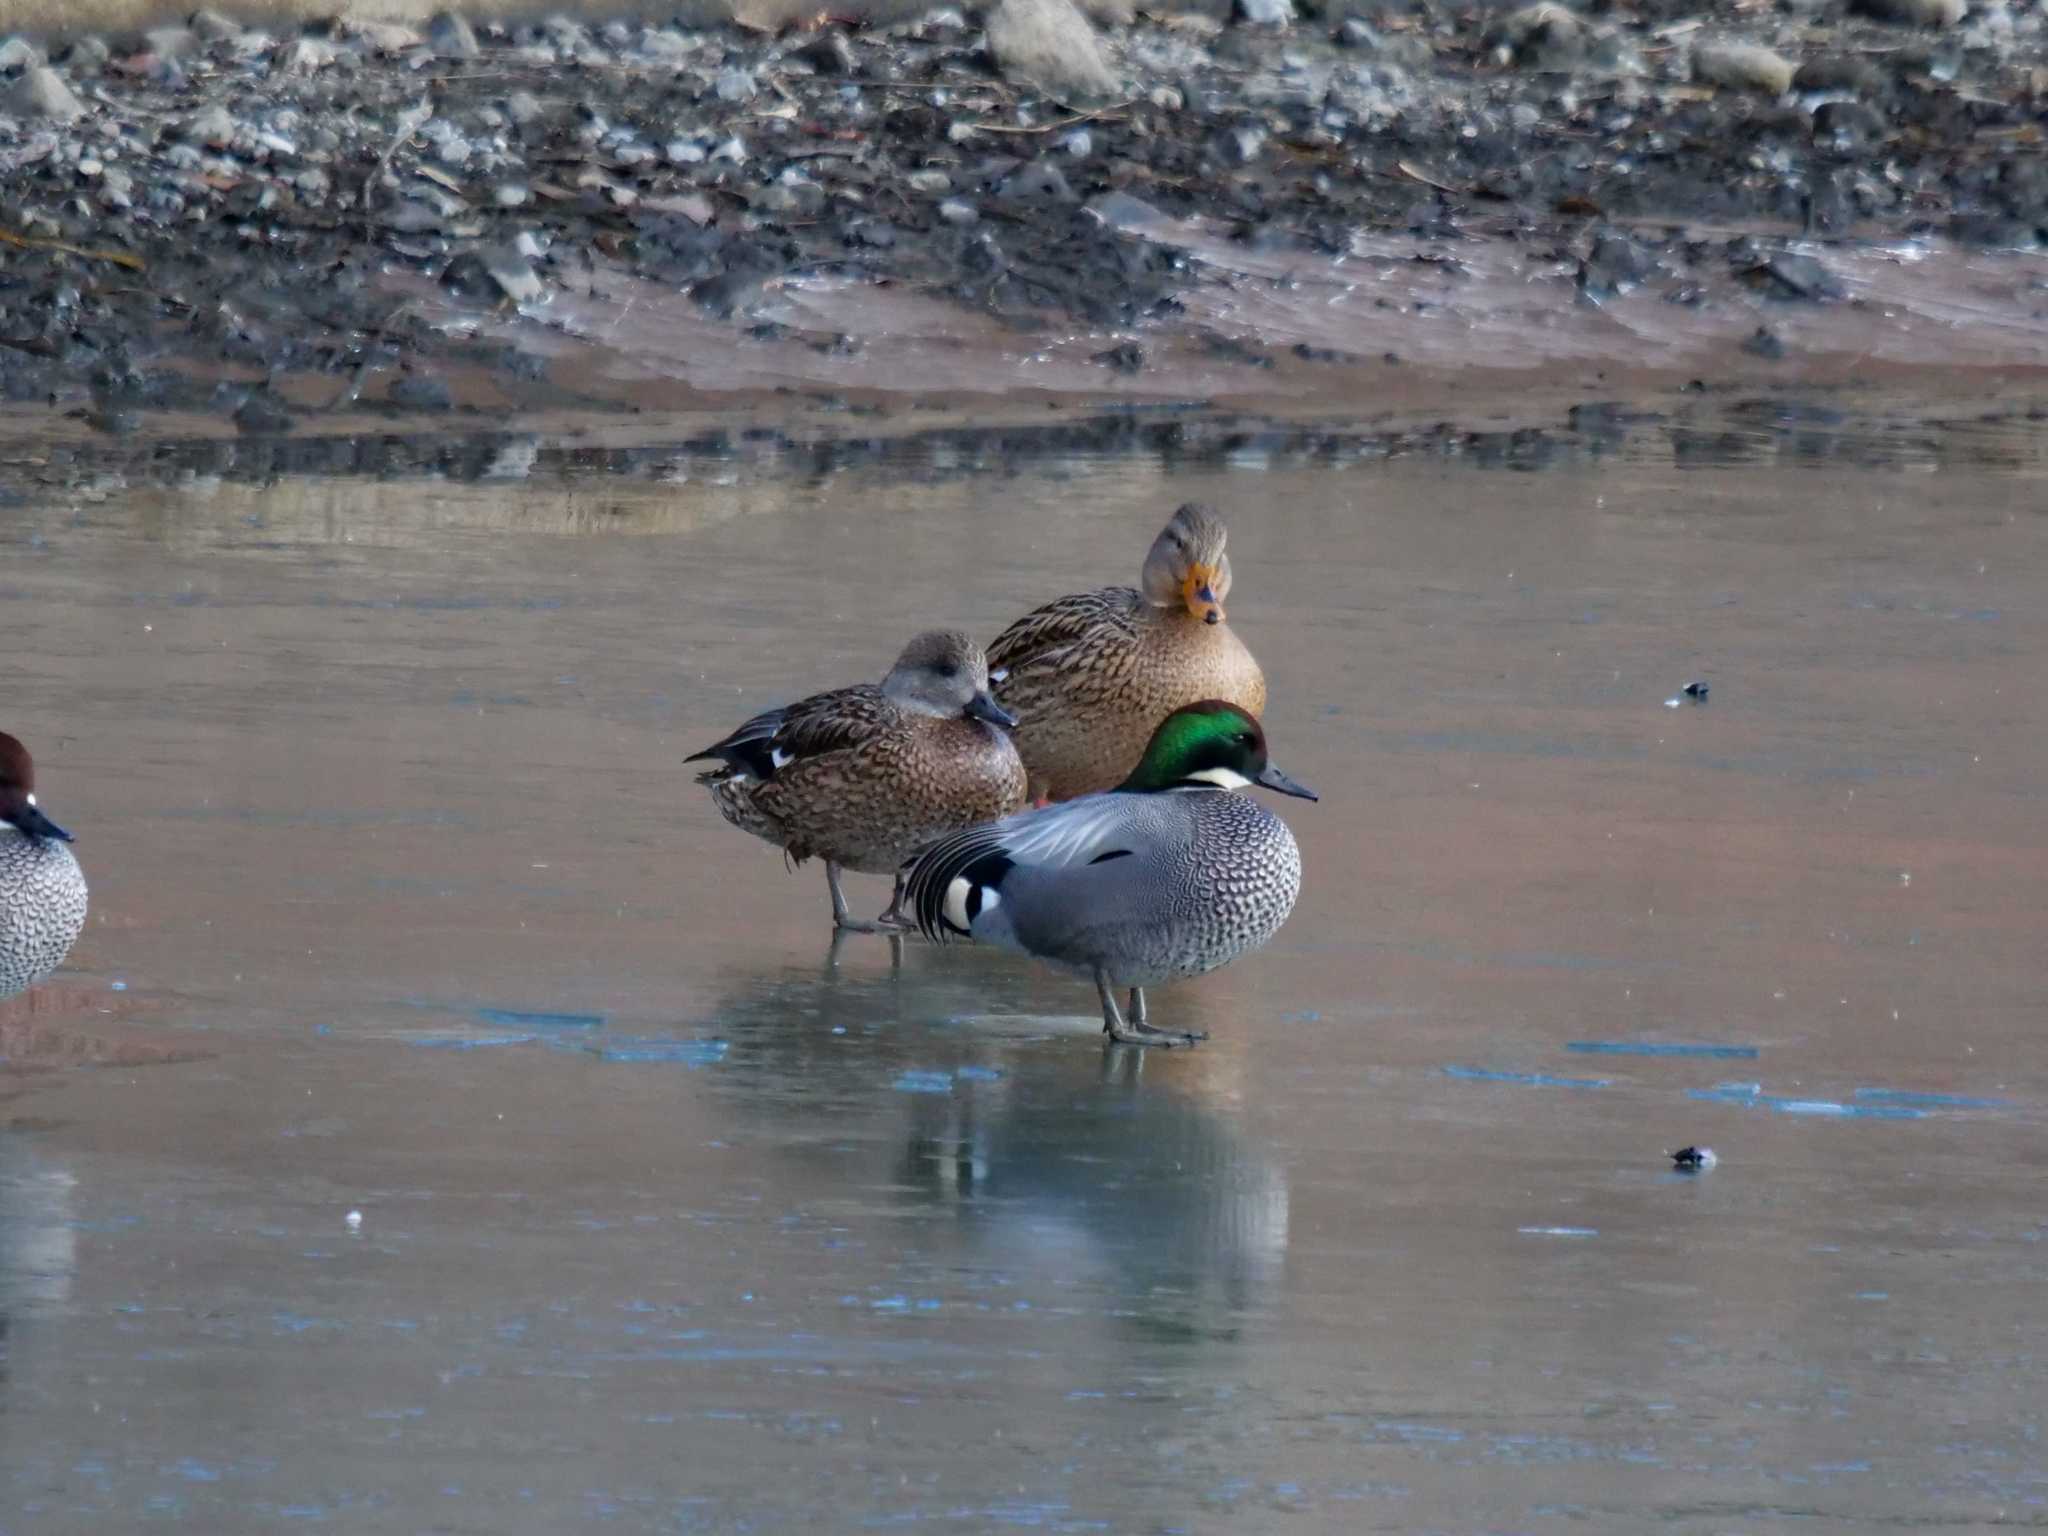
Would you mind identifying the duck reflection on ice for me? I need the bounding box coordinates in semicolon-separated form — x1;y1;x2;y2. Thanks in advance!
0;1138;79;1399
695;949;1290;1340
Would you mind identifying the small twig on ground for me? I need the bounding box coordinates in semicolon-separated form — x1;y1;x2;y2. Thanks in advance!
0;227;145;271
361;98;435;213
971;101;1134;133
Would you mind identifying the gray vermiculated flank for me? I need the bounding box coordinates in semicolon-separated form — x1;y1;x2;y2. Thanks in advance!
0;829;88;999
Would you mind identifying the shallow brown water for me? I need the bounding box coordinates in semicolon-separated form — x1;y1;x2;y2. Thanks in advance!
2;420;2046;1532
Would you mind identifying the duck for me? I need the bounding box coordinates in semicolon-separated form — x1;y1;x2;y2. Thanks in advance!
905;700;1315;1047
688;630;1028;932
987;503;1267;803
0;732;88;1002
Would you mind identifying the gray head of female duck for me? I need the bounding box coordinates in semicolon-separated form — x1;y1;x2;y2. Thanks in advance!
1117;701;1317;799
883;630;1019;729
1139;503;1233;626
0;732;72;843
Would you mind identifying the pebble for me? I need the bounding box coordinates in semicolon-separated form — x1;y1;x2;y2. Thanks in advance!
185;104;238;146
428;11;483;61
907;168;952;193
505;90;546;128
1693;43;1795;95
5;65;84;123
1851;0;1966;23
938;197;979;224
477;243;544;303
1489;3;1585;70
715;67;758;103
1237;0;1295;26
986;0;1121;105
275;36;337;73
188;9;242;42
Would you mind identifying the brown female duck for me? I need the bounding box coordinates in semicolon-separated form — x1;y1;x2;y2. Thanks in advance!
688;630;1027;932
987;504;1267;802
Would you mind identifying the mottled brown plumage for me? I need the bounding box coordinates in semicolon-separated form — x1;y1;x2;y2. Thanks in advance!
988;505;1267;801
688;631;1028;931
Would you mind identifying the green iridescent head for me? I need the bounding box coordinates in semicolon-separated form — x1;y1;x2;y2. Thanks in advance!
1118;701;1318;800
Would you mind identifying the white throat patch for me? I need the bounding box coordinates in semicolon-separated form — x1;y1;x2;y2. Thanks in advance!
1181;766;1253;791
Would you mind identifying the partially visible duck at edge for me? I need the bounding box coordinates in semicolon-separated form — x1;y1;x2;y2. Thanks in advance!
0;731;88;1002
986;503;1268;803
688;630;1028;933
905;700;1316;1048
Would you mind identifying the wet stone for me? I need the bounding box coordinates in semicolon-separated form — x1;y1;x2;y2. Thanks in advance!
429;12;483;60
715;67;758;103
232;390;295;434
388;373;453;411
1743;325;1787;359
0;36;45;71
1851;0;1965;24
1092;341;1145;371
1812;100;1888;150
986;0;1121;106
5;65;84;122
1693;43;1795;95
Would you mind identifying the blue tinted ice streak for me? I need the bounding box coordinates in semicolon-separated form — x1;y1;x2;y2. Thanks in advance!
1687;1082;1925;1119
588;1039;728;1066
476;1007;605;1029
893;1070;954;1094
1566;1041;1760;1059
1850;1088;2005;1110
1442;1065;1610;1089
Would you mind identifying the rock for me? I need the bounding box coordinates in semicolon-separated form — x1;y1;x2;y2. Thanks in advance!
1851;0;1965;24
504;90;545;127
232;390;295;435
1742;327;1785;359
907;168;952;193
939;198;979;224
429;12;482;60
183;104;237;145
1693;43;1795;96
352;21;423;52
1742;250;1841;300
1000;160;1077;201
0;36;46;71
188;9;242;42
388;373;453;410
1092;341;1144;371
1236;0;1294;26
1487;4;1586;71
4;66;83;122
274;36;337;73
1577;232;1654;300
985;0;1121;106
1792;55;1882;93
142;26;200;59
445;244;544;304
61;36;111;69
1812;99;1887;149
788;31;856;76
715;67;757;102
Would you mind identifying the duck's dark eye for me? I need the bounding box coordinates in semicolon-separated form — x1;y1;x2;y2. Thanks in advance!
935;663;959;679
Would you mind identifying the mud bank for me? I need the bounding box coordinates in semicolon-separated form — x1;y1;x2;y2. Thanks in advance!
0;0;2043;443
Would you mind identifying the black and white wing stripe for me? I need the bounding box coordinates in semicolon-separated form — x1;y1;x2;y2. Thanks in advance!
906;797;1140;942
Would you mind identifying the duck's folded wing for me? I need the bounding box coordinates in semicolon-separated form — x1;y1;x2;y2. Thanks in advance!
907;796;1139;941
687;684;888;782
986;587;1143;685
